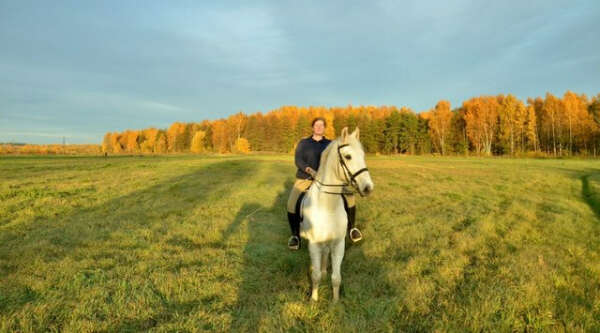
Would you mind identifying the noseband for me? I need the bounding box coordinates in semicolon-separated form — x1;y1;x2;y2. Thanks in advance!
313;143;369;196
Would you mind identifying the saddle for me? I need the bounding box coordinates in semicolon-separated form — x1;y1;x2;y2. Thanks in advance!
295;185;349;223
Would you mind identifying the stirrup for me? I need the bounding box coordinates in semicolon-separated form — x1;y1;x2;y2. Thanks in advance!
288;235;300;250
349;228;363;243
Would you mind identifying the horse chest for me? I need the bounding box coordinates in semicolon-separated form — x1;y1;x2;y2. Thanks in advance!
301;206;347;242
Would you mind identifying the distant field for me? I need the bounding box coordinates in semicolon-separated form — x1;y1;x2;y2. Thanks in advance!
1;154;599;332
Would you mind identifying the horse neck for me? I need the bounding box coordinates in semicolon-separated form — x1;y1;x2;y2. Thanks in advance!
316;141;344;185
311;141;346;209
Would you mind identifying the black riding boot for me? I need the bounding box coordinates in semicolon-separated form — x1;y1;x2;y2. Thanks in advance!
345;205;363;243
287;212;300;250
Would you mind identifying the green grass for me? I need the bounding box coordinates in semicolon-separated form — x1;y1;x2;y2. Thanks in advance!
1;154;599;332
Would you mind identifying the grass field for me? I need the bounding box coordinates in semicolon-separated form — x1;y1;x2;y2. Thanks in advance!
1;154;599;332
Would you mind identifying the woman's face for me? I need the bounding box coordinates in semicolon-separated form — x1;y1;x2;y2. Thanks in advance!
313;120;325;136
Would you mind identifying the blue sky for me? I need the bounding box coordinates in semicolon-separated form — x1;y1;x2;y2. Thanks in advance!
1;0;598;144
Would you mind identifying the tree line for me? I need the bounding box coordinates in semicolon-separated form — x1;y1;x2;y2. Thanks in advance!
0;144;101;155
100;91;600;157
3;90;598;156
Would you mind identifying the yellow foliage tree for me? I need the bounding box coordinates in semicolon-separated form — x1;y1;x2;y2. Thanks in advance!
141;128;159;153
463;96;500;155
167;122;186;152
102;132;112;153
428;100;452;155
110;133;122;153
233;137;250;154
124;130;140;153
324;111;335;139
155;132;168;153
498;94;525;155
525;105;538;151
190;130;206;153
542;93;564;156
563;91;594;154
211;120;228;153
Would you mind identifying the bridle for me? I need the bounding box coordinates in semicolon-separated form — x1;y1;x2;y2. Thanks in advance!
312;142;369;196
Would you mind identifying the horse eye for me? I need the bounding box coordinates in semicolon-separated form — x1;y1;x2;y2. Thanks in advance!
345;154;351;160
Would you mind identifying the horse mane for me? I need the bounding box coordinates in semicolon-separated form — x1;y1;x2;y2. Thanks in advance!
318;137;339;172
316;133;364;176
319;134;364;166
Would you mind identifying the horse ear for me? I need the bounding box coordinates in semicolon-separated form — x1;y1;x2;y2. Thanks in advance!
352;127;360;140
341;127;349;143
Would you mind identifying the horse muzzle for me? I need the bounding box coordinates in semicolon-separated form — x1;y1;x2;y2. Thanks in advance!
358;182;374;197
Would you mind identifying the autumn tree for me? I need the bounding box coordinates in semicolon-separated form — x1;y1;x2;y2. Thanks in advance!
323;111;335;139
155;131;168;153
190;130;206;153
110;132;123;153
497;95;527;155
427;100;452;155
123;130;140;153
562;91;594;154
102;132;112;153
525;105;538;152
278;112;295;153
233;137;250;153
167;122;187;152
527;97;545;153
140;128;159;153
211;120;228;153
463;96;500;155
541;93;564;156
96;91;600;157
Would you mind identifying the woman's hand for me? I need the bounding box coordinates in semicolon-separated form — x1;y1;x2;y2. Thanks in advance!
305;167;317;178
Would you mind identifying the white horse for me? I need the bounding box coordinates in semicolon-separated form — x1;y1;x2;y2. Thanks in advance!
299;126;374;302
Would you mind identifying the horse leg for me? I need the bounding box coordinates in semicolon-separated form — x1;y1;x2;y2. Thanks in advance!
320;246;330;277
308;242;322;302
331;238;345;303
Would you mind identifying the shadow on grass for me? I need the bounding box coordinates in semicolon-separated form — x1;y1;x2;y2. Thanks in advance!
224;178;394;332
0;159;257;330
544;166;600;221
0;158;393;331
581;173;600;220
227;179;295;331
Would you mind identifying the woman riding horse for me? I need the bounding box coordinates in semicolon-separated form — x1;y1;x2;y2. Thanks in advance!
286;117;363;250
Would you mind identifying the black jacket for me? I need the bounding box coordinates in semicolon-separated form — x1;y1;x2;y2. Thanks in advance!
294;136;331;179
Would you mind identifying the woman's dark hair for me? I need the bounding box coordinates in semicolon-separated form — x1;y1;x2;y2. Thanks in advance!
311;117;327;127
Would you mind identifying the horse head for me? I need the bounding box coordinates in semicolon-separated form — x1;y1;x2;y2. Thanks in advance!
338;127;374;197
